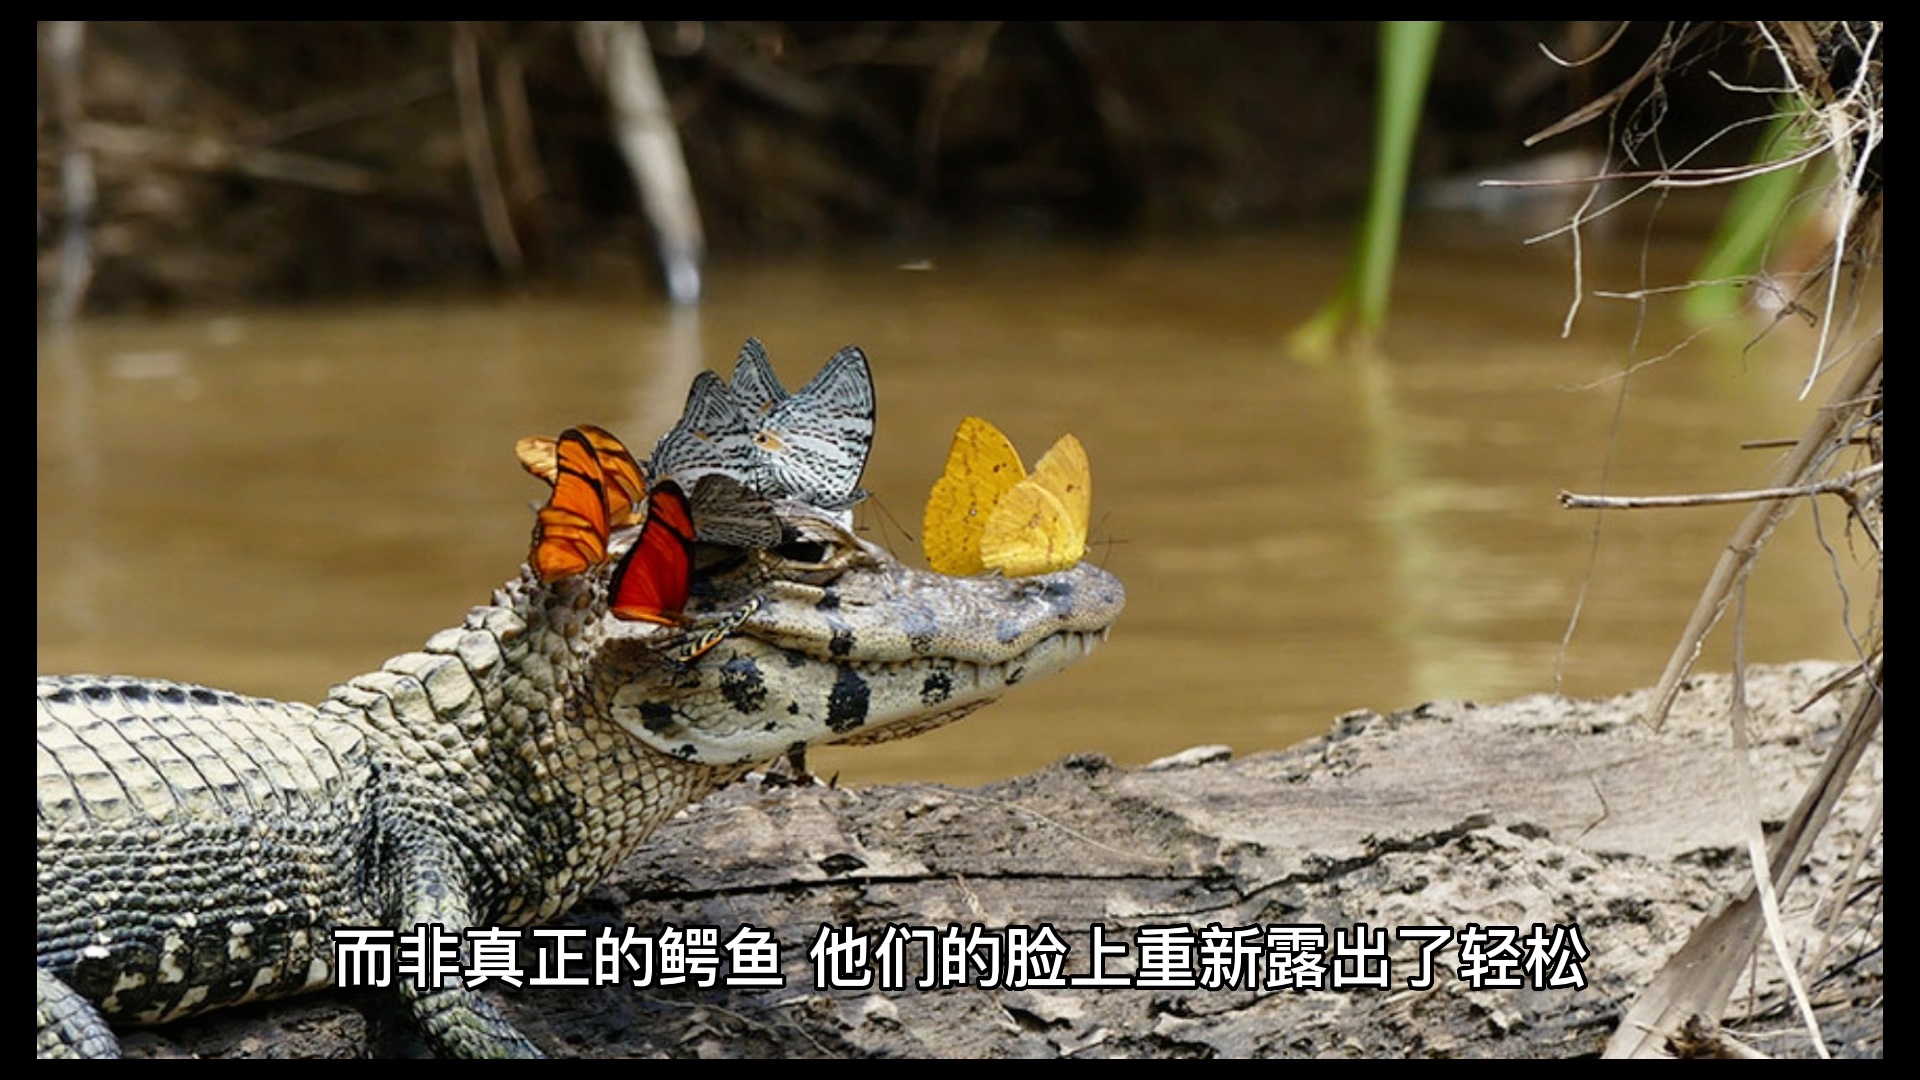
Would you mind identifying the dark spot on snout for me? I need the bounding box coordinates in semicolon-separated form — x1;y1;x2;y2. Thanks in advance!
920;671;954;706
829;626;856;658
902;606;940;654
826;667;870;732
720;658;769;715
1041;579;1075;615
815;591;842;611
994;619;1024;645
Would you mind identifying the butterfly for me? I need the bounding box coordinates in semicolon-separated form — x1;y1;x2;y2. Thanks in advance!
651;340;875;515
648;370;764;498
517;424;647;527
522;420;768;657
922;416;1090;578
683;473;781;550
608;479;696;625
644;372;780;549
526;426;641;582
520;425;698;626
731;338;875;511
653;596;763;665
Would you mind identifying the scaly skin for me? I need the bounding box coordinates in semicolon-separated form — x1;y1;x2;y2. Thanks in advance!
36;504;1123;1057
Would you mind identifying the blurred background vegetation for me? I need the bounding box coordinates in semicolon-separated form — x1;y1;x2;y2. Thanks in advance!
37;21;1795;314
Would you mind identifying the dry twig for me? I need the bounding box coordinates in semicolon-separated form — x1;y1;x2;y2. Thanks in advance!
1559;462;1880;510
452;21;524;277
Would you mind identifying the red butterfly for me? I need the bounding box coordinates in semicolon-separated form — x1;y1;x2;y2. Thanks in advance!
609;479;696;626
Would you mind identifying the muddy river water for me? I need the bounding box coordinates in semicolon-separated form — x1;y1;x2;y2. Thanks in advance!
37;222;1878;784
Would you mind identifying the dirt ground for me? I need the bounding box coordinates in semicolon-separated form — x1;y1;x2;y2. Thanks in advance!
113;659;1881;1058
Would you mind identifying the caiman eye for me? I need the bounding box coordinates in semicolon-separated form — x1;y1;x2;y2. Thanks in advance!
770;540;834;566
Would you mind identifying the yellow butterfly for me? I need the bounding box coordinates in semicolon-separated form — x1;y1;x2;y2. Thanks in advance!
923;416;1090;577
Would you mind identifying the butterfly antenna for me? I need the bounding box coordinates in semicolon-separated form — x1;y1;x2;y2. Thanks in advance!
861;491;916;550
1091;510;1127;568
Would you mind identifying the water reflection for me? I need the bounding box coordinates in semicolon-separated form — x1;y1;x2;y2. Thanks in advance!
36;230;1878;785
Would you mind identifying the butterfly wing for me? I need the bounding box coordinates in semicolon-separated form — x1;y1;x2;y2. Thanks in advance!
1025;433;1090;545
649;371;769;498
790;344;876;419
515;435;559;482
610;481;696;625
518;425;648;527
981;482;1084;577
687;473;780;549
923;416;1027;576
756;345;875;509
729;337;789;419
573;424;648;526
976;432;1090;578
658;596;764;665
530;429;612;582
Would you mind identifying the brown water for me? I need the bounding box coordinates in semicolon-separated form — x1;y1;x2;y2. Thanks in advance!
36;224;1879;786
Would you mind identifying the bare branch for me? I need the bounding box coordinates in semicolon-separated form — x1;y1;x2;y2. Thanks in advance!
579;21;706;304
1559;463;1880;510
452;21;524;277
1538;21;1631;68
45;21;94;327
1526;22;1712;147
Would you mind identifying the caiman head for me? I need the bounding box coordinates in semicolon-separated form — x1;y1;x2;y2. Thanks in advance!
587;501;1125;769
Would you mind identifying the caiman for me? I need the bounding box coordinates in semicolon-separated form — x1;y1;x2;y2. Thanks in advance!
36;373;1123;1058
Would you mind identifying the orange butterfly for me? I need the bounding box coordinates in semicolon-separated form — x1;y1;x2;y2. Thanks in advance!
610;479;696;625
529;428;620;583
517;424;647;526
